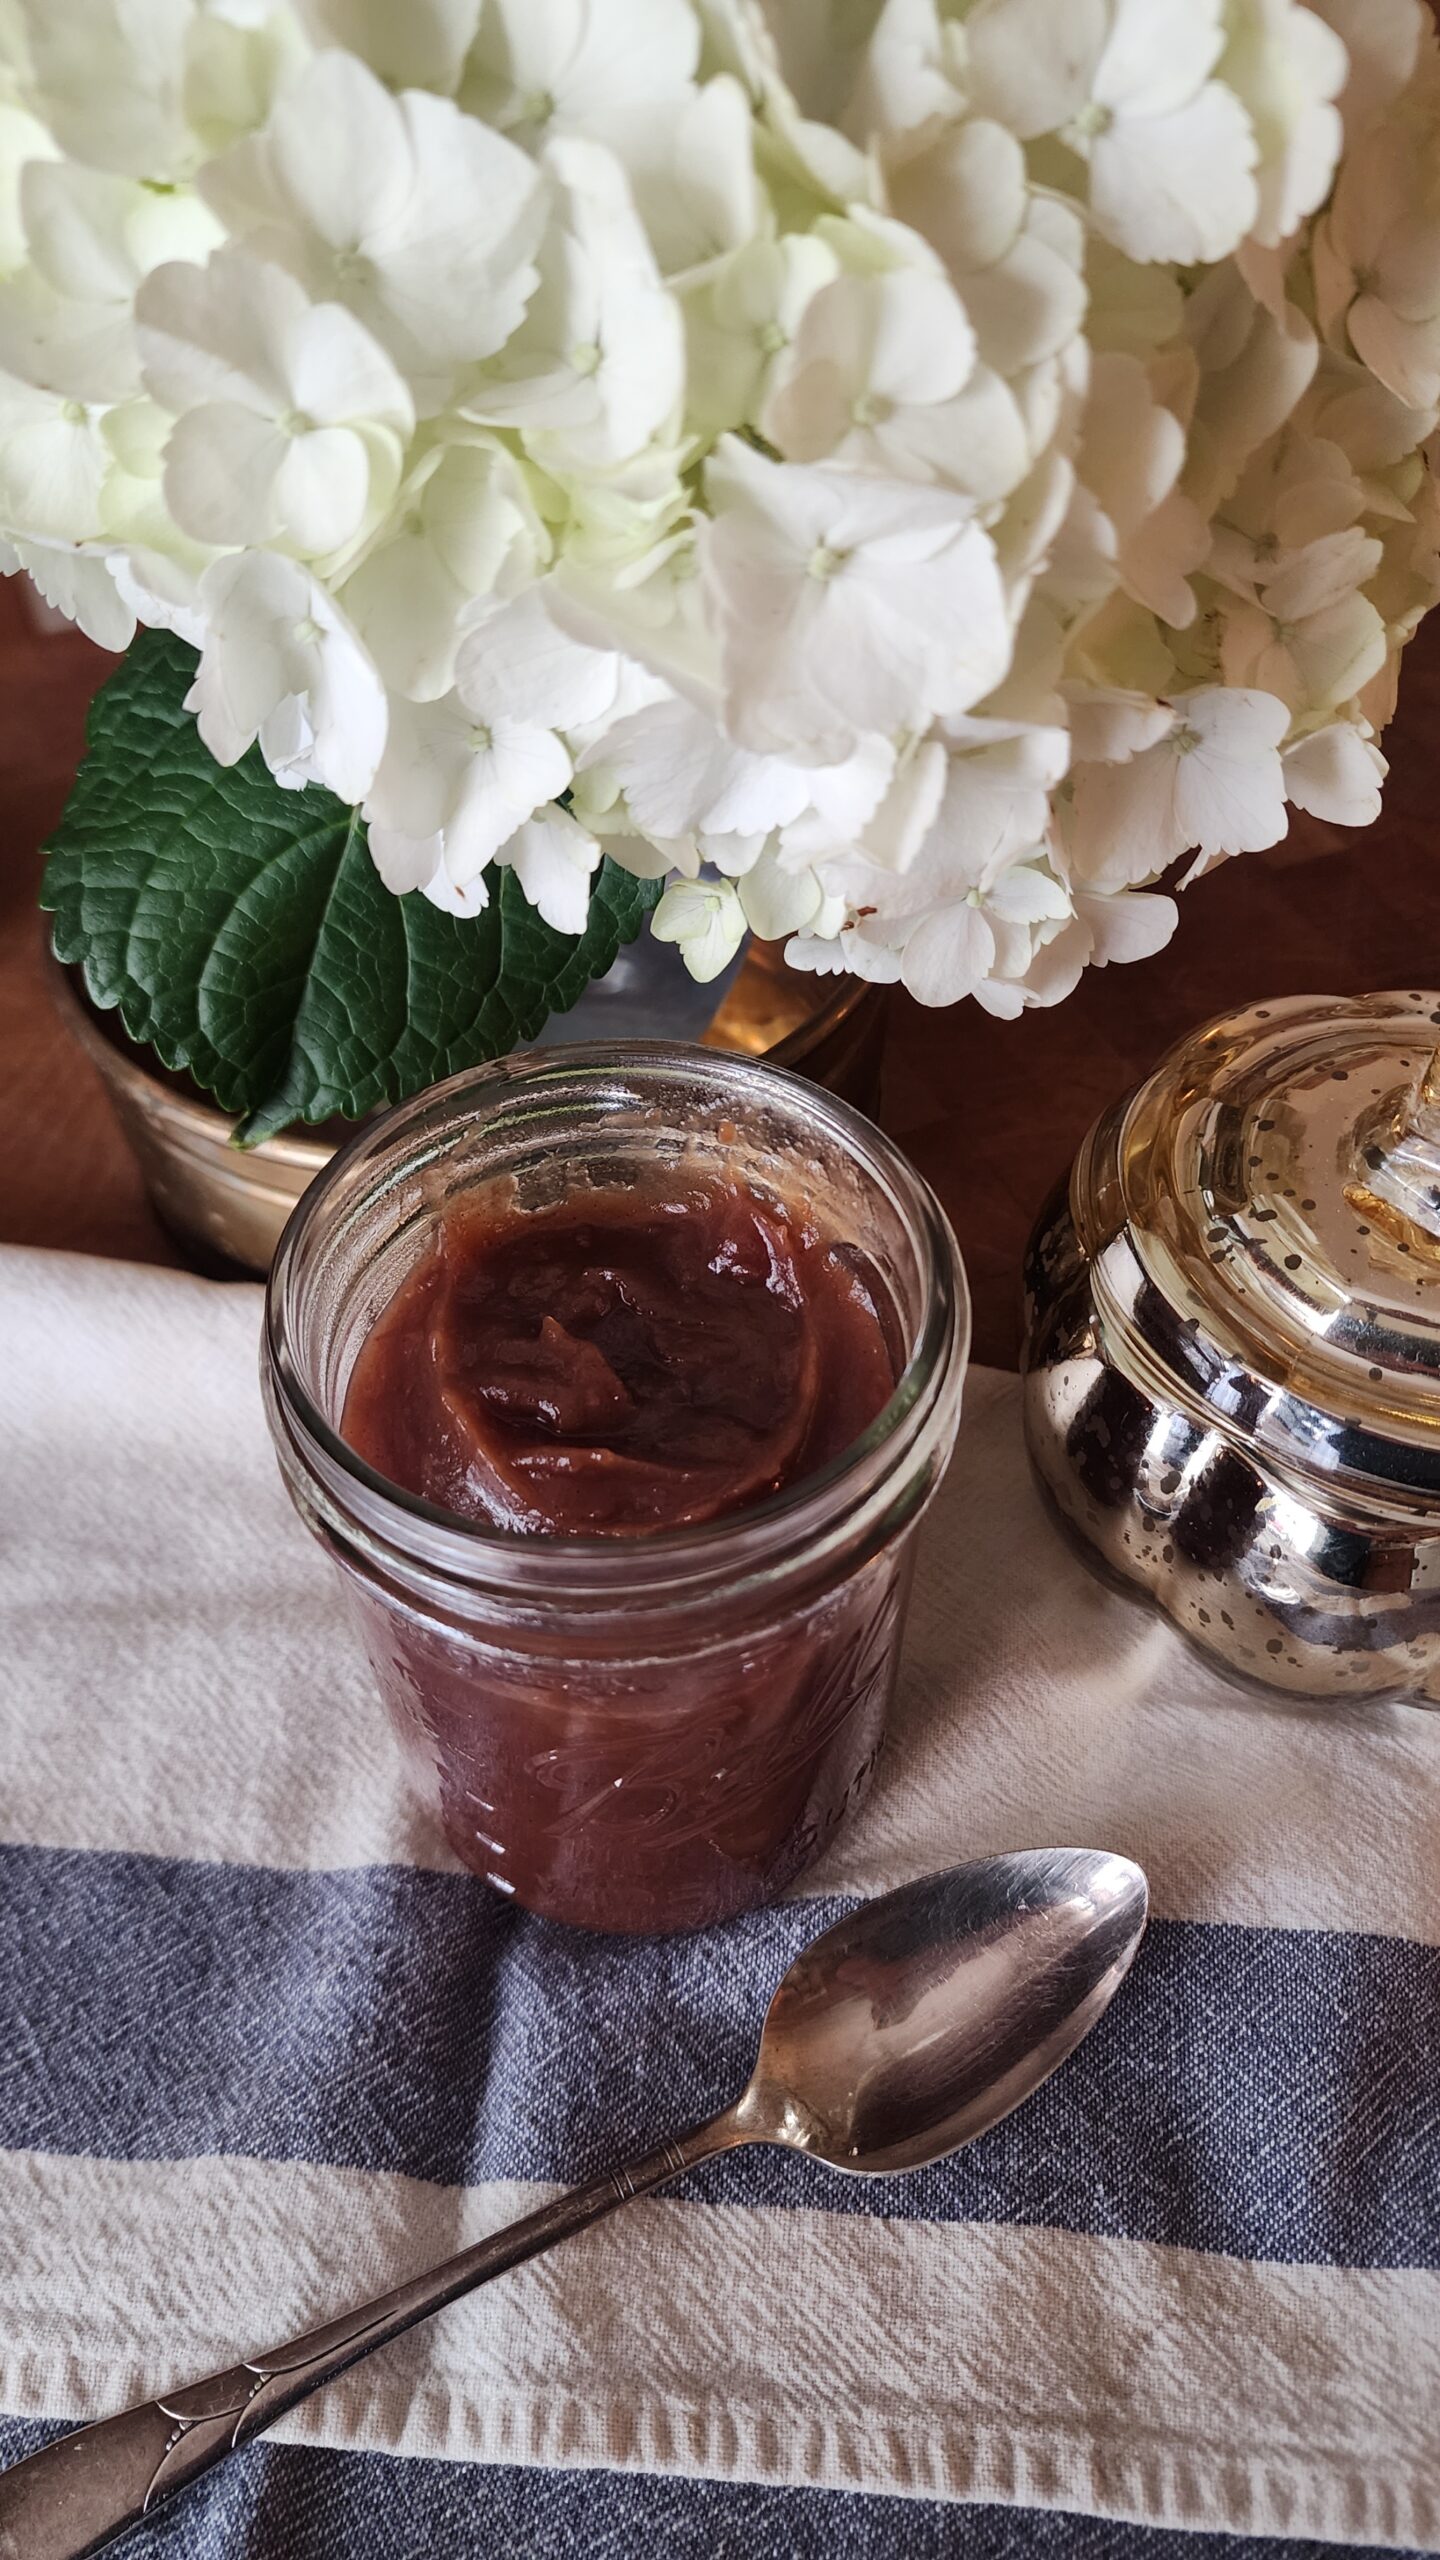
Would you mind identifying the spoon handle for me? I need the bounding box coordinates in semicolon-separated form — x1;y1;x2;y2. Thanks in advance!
0;2114;739;2560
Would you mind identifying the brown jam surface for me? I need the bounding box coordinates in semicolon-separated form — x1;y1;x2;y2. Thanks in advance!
342;1176;899;1536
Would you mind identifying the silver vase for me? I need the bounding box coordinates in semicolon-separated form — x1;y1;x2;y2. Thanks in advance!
54;935;886;1276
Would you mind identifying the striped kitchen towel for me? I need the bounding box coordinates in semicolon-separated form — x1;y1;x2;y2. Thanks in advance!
0;1242;1436;2559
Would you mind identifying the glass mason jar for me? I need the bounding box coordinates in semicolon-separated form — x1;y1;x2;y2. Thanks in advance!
262;1045;968;1935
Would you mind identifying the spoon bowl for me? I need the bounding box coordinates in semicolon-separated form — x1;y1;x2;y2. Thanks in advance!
740;1848;1148;2173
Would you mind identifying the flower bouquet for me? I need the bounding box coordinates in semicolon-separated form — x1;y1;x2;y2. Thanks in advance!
6;0;1439;1138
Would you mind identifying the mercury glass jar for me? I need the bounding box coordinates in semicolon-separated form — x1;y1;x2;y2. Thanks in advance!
262;1045;967;1933
1022;991;1440;1708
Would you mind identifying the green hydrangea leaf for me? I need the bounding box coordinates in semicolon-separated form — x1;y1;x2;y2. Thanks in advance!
41;628;658;1143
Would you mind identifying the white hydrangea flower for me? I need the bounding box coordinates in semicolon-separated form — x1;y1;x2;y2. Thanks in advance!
138;249;413;559
841;0;965;144
763;216;1042;507
0;528;137;648
93;396;211;575
1019;882;1179;1006
339;437;548;701
763;266;979;482
797;827;1071;1014
1302;355;1437;473
15;0;302;182
589;804;763;884
544;522;717;710
1084;239;1186;362
187;548;389;801
887;121;1087;381
781;731;948;876
367;590;626;895
1281;716;1387;820
701;0;876;207
964;0;1259;266
1311;67;1440;413
1218;581;1387;717
528;443;693;611
460;0;701;156
454;586;628;735
683;232;838;435
783;927;903;986
0;162;223;406
889;854;1072;1013
703;435;1012;757
1183;261;1319;515
650;869;748;980
1066;350;1210;626
364;689;573;893
736;0;882;130
464;134;684;471
736;835;845;942
499;805;602;933
0;367;113;539
1067;683;1291;885
1207;426;1374;600
185;11;313;166
1220;0;1347;252
580;691;835;840
15;0;192;177
109;536;209;644
1;0;1437;1012
928;712;1073;869
778;721;1078;1009
1361;458;1440;653
1062;683;1175;764
626;74;760;279
200;49;548;401
414;802;602;935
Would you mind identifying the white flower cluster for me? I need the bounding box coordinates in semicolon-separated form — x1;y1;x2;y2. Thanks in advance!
2;0;1437;1010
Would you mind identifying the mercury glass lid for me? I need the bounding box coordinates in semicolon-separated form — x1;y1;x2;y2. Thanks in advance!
1077;991;1440;1512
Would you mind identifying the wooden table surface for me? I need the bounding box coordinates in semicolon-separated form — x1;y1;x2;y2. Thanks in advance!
3;577;1437;1369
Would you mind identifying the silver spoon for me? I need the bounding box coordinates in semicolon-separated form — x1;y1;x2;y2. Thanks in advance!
0;1846;1148;2560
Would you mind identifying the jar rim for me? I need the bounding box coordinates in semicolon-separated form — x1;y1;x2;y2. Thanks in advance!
263;1042;969;1610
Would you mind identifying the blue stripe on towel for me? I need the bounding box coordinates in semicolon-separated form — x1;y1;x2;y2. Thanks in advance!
1;1843;1435;2268
0;2422;1428;2560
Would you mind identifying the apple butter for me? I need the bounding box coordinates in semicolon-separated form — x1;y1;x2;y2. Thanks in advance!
341;1177;899;1538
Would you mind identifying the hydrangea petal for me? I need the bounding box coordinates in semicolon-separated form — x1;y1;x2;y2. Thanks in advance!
650;870;747;980
299;0;480;91
1281;718;1387;820
457;588;621;729
964;0;1107;141
500;804;602;936
1093;0;1226;122
1090;85;1259;266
